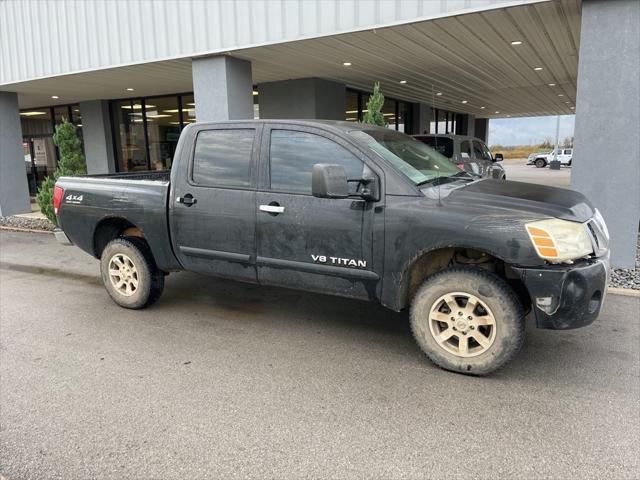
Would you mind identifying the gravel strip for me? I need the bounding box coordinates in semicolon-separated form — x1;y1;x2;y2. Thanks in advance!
609;234;640;290
0;216;56;232
1;215;638;290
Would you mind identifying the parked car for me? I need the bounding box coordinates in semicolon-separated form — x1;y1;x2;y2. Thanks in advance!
527;148;573;168
413;134;506;180
54;120;609;376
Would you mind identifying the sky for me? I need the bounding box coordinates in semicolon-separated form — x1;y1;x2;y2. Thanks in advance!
488;115;575;146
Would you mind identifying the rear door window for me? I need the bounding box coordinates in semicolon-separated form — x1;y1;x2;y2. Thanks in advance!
192;129;255;187
460;140;472;159
269;130;364;194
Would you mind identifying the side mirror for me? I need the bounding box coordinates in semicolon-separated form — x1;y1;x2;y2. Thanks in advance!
358;175;380;202
312;164;349;199
493;153;504;162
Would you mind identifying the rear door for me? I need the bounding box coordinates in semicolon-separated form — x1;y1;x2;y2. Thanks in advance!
255;125;382;299
169;124;261;283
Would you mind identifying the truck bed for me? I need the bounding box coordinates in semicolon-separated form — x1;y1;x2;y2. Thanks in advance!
56;171;180;271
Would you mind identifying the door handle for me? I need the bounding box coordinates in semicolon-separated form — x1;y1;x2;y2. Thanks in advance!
259;204;285;214
177;194;197;206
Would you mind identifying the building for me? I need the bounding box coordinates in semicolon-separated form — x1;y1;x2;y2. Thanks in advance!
1;0;638;268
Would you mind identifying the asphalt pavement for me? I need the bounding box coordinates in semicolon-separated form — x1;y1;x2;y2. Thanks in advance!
1;231;638;479
502;159;571;188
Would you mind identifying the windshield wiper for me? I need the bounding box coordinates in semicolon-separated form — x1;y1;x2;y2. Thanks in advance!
416;171;473;187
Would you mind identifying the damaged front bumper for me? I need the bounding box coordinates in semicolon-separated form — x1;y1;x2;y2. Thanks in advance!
512;254;609;330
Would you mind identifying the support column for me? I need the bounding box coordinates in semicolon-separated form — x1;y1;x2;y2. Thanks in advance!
258;78;346;120
571;0;640;268
474;118;489;143
0;92;31;216
79;100;116;174
192;56;253;121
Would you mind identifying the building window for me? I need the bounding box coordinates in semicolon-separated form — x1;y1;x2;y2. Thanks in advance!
110;93;195;172
397;101;411;133
111;98;148;172
145;96;181;170
345;90;359;122
345;88;416;134
182;94;196;125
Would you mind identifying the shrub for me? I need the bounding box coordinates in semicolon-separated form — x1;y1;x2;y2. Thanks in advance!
362;82;386;127
36;120;86;224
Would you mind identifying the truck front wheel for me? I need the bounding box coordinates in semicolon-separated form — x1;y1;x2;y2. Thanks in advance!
410;267;525;376
535;158;546;168
100;237;164;309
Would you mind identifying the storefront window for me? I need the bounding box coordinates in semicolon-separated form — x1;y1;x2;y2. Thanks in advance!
53;106;70;125
397;101;411;133
345;90;359;121
20;109;53;136
253;89;260;119
111;98;148;172
382;99;396;130
145;96;181;170
181;94;196;125
346;89;416;133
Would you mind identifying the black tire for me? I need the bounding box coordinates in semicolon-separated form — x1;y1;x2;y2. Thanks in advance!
410;267;525;376
100;237;164;309
535;158;546;168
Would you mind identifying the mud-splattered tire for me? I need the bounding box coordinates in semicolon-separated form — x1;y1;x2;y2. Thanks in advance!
410;267;525;376
100;237;164;309
535;158;546;168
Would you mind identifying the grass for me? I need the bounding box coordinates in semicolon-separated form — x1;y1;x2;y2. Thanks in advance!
489;144;555;160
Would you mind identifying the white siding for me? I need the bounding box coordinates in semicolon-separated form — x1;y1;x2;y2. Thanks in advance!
0;0;538;85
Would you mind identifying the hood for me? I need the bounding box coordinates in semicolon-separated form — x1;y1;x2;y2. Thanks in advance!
446;179;594;222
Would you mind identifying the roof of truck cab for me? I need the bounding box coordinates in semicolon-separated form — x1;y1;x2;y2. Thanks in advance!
186;119;391;134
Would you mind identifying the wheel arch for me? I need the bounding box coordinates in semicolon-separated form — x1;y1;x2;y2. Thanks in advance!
93;216;146;258
393;245;530;312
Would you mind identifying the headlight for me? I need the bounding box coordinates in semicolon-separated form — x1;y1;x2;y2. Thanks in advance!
526;218;593;263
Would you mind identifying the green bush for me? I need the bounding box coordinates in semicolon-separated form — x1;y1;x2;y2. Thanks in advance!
362;82;386;127
35;120;86;225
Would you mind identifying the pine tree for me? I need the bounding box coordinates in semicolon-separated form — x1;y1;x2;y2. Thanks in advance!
36;120;86;224
362;82;386;127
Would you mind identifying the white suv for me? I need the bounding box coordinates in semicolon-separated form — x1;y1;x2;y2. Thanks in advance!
527;148;573;168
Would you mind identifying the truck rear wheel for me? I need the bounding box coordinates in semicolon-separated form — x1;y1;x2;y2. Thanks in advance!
100;237;164;309
410;267;525;376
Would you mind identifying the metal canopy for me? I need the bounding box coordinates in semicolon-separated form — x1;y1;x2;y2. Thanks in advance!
11;0;580;118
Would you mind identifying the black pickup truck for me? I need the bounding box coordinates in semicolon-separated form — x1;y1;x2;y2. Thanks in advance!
54;120;610;375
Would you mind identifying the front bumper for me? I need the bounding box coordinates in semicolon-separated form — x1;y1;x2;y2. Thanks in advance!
512;254;609;330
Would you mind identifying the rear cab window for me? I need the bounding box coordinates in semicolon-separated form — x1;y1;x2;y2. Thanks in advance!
418;136;454;158
269;129;364;195
192;129;255;187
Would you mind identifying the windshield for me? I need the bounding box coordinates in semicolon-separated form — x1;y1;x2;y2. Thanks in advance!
350;129;463;185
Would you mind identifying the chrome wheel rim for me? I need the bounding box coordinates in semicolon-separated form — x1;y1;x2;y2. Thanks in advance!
428;292;497;358
108;253;139;297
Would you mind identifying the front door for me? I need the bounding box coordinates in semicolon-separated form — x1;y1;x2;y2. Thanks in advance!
255;125;381;299
170;124;261;283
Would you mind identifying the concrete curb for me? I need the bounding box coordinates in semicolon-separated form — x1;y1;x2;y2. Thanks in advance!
0;226;53;235
607;287;640;297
